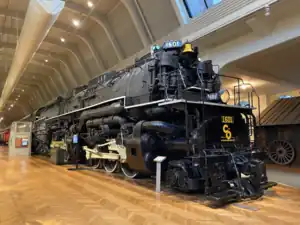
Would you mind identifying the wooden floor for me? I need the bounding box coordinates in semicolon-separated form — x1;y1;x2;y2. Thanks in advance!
1;147;300;225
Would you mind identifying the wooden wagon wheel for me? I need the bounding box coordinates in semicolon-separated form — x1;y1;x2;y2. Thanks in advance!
267;140;296;166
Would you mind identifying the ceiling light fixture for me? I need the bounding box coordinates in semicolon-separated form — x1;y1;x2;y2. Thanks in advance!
87;1;94;8
10;104;14;108
60;37;65;43
241;84;247;90
45;59;48;63
22;89;24;92
265;4;270;16
72;19;80;27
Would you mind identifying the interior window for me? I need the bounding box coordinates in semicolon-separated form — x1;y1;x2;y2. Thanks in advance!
183;0;222;18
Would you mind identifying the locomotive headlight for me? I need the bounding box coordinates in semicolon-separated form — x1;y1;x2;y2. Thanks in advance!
220;89;230;103
151;44;160;51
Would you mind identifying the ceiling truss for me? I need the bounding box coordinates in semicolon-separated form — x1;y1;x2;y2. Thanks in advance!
0;0;178;127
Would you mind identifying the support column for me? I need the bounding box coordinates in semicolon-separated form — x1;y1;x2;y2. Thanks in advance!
20;103;31;115
50;77;61;97
36;85;48;103
40;82;52;101
254;94;270;119
122;0;152;46
34;90;43;107
101;18;125;60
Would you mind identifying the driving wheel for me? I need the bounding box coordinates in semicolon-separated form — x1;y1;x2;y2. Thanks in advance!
121;163;140;178
89;159;103;169
103;159;119;173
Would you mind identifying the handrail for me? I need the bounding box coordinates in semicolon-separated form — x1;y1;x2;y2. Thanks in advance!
241;83;261;125
218;74;245;106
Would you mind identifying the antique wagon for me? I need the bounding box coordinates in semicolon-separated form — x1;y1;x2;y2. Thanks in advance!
256;96;300;167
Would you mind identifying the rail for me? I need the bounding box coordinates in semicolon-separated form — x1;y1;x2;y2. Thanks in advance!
218;74;244;106
240;83;261;125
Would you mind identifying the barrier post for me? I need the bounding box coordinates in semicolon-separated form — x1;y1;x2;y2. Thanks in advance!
153;156;167;193
73;134;79;169
68;134;84;171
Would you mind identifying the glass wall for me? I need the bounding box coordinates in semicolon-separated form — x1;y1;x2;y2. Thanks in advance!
183;0;222;18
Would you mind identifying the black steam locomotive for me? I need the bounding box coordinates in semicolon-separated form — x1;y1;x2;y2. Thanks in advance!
29;40;276;204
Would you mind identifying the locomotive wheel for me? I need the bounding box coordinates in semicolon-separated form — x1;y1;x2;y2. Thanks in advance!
165;168;178;187
94;159;103;169
267;140;296;166
166;168;189;192
177;170;189;192
103;159;119;173
121;163;140;179
89;159;103;169
39;143;49;155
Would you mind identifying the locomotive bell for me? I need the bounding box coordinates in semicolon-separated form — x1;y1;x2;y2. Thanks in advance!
182;43;193;53
179;43;198;68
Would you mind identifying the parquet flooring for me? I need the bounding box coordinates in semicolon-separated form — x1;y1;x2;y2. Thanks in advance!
0;147;300;225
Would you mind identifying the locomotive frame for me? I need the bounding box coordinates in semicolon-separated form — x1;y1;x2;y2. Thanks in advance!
28;41;276;205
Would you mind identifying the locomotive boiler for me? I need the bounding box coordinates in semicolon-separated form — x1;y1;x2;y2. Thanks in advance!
31;40;276;204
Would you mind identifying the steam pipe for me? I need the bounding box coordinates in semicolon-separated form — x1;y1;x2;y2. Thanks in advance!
141;121;183;134
77;103;124;131
86;116;126;128
0;0;65;110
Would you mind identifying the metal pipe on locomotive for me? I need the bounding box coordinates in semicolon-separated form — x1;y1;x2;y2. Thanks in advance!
31;40;276;204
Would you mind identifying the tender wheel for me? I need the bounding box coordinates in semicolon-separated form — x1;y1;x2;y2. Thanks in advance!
166;168;189;192
103;159;119;173
166;168;178;187
267;140;296;166
39;143;49;155
121;164;140;179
